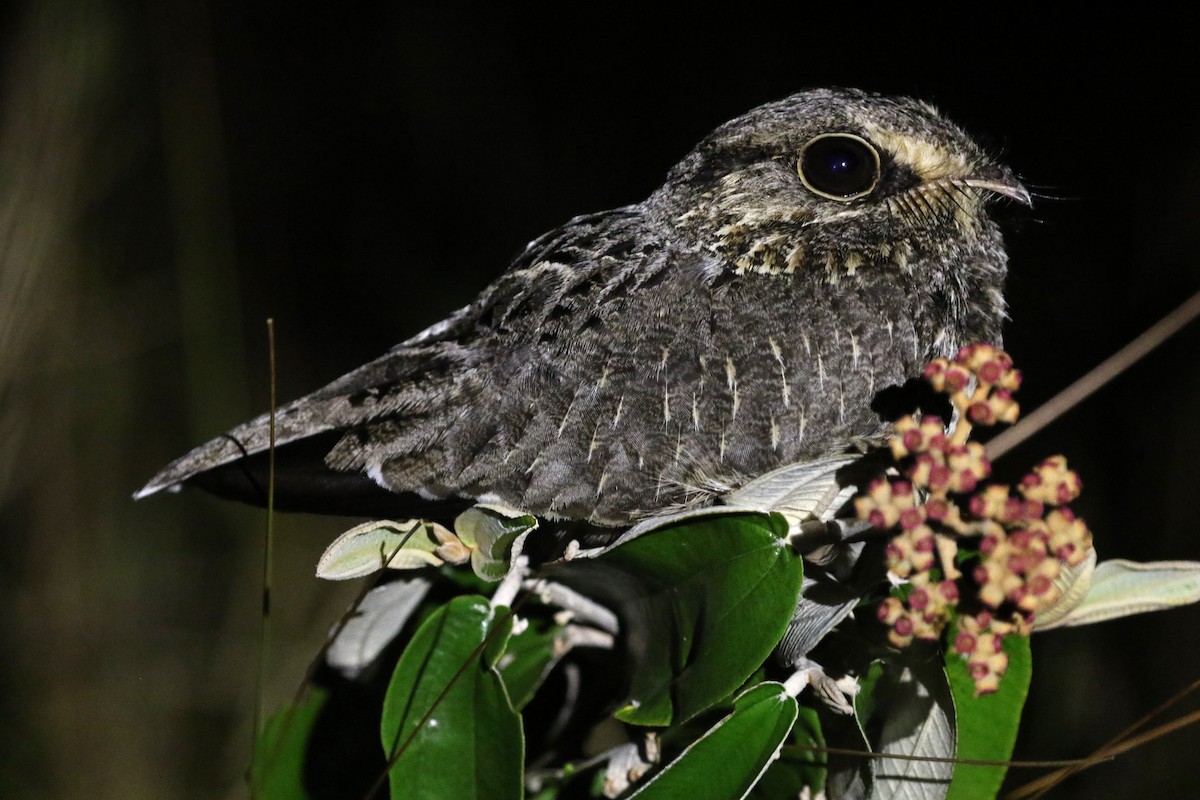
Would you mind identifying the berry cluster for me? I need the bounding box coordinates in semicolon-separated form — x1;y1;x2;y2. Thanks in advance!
855;344;1093;694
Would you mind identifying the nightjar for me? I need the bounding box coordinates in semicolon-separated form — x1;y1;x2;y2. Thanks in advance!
137;88;1028;530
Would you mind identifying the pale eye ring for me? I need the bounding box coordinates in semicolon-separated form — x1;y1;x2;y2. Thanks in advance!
797;133;881;201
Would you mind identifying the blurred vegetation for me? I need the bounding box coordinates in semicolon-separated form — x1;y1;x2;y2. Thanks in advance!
0;4;357;798
0;3;1197;798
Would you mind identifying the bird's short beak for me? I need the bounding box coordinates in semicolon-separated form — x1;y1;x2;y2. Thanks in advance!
964;166;1032;207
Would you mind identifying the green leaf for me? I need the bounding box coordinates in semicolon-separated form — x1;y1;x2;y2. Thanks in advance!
454;505;539;581
853;660;884;739
562;512;803;726
250;689;328;800
789;705;827;795
630;682;798;799
380;595;523;800
528;784;563;800
482;605;515;669
751;705;826;799
944;633;1032;800
497;619;563;710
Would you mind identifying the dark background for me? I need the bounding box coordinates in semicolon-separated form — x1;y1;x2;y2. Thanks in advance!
1;3;1198;798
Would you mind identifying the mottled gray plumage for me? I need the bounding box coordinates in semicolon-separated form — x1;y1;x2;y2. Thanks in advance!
137;88;1028;527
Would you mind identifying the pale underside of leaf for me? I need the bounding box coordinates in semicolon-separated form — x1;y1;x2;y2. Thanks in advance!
1036;554;1200;630
326;577;432;678
576;456;858;558
867;665;956;800
724;455;860;528
1031;546;1097;630
316;519;451;580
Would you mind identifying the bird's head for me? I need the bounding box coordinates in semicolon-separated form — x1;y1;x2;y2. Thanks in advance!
651;87;1030;344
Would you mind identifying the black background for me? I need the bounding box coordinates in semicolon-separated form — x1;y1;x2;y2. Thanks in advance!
2;4;1198;798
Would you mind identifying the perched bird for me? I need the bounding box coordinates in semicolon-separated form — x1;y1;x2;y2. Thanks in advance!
137;88;1028;531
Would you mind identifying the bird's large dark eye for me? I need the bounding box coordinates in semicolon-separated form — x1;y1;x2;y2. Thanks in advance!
798;133;881;201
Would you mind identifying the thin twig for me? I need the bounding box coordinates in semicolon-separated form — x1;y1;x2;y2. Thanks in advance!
780;744;1105;769
251;530;419;794
522;578;620;634
289;528;421;708
250;318;277;786
1006;709;1200;799
987;289;1200;460
1005;676;1200;798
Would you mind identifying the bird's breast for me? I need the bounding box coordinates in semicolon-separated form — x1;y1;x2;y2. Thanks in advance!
455;266;930;525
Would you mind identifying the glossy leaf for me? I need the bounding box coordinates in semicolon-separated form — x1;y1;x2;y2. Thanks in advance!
250;689;328;800
944;633;1032;800
752;705;826;799
496;619;563;710
630;682;798;799
380;595;522;800
559;512;803;726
